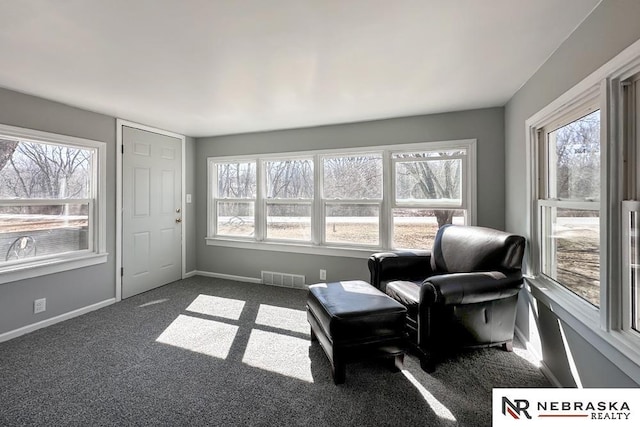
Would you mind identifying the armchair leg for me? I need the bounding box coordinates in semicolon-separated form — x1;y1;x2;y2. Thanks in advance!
388;353;404;372
310;327;318;342
413;346;436;373
502;340;513;352
420;356;436;373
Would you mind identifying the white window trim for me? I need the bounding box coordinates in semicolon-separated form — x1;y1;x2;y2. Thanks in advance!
0;123;108;285
206;139;477;257
525;37;640;381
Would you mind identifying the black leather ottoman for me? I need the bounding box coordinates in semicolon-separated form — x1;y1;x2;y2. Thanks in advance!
306;280;407;384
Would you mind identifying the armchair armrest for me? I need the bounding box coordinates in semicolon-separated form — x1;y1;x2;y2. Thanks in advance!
419;271;523;305
368;250;433;290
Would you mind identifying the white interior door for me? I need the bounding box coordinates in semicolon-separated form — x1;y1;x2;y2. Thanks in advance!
122;126;182;298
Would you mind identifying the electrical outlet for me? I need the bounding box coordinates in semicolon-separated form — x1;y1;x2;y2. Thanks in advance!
319;269;326;280
34;298;46;314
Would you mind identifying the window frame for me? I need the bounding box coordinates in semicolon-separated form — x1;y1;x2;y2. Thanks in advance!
528;85;610;329
536;102;602;306
525;38;640;376
320;152;384;248
0;124;107;284
206;139;477;258
210;159;257;240
391;151;468;209
263;156;314;244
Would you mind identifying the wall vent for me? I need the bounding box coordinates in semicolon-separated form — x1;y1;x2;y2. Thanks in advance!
261;271;306;289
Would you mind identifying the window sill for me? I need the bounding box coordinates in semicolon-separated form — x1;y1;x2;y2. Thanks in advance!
0;252;109;285
525;275;640;384
205;237;377;259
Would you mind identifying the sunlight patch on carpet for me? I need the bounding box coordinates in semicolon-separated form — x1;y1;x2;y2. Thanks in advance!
242;329;314;382
186;294;246;320
402;370;456;422
255;304;308;334
138;298;169;308
156;314;238;359
513;346;541;367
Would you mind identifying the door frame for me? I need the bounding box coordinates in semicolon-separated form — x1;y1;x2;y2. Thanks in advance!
115;119;186;301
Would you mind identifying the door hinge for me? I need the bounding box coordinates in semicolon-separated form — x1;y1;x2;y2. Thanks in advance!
121;145;124;154
121;267;124;277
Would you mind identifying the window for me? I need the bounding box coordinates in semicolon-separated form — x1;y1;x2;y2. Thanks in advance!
392;149;467;249
214;161;256;238
0;124;107;283
526;40;640;368
265;158;313;242
539;108;601;307
207;140;476;255
322;154;382;247
624;72;640;335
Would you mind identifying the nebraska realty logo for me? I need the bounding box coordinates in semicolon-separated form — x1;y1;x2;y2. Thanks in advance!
492;388;639;426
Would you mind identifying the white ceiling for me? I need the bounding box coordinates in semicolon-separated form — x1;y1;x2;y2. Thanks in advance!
0;0;600;137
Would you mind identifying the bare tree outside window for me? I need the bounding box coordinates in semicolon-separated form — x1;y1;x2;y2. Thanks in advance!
0;141;91;209
0;139;93;262
0;139;19;172
266;159;313;199
551;110;600;201
323;155;382;200
265;159;313;241
215;162;256;236
395;151;463;228
217;162;256;199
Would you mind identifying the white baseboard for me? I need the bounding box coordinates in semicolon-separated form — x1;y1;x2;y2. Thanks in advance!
539;361;563;388
0;298;116;344
514;325;562;387
184;270;198;279
190;270;262;284
514;325;542;361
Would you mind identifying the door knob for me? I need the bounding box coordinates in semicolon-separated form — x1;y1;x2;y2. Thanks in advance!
175;218;182;223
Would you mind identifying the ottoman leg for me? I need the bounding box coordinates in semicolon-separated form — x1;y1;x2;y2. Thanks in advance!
332;359;346;385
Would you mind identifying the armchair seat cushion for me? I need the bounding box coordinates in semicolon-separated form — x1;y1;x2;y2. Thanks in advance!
423;271;522;305
386;280;420;319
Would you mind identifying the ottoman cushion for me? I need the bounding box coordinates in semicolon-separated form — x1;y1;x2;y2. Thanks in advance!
307;280;407;343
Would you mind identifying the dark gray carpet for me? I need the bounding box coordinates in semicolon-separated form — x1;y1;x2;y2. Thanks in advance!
0;276;549;426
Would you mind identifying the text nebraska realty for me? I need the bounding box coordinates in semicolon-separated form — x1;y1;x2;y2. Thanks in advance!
539;400;630;420
504;397;632;420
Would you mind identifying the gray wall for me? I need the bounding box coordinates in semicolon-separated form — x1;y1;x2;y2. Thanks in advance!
0;87;116;335
505;0;640;386
195;107;505;283
0;88;197;336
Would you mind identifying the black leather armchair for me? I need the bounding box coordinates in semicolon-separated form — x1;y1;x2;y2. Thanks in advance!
368;224;526;372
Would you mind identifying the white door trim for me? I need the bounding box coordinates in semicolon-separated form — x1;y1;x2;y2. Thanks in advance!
116;119;186;302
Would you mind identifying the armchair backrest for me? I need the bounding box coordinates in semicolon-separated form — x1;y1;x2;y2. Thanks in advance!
430;225;525;274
